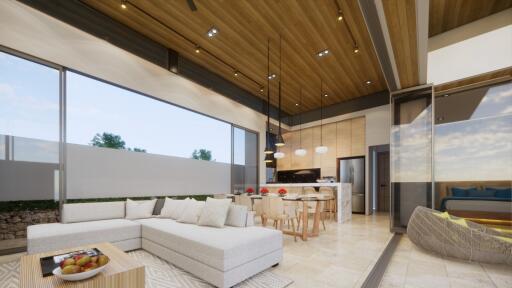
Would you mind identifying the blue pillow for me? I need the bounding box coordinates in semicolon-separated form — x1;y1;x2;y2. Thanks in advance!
467;189;492;197
451;187;476;197
486;187;512;199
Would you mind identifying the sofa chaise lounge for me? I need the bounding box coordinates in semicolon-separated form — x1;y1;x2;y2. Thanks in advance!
27;200;283;288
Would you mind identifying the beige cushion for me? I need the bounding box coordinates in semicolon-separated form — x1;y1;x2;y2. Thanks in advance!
177;199;205;224
198;198;232;228
225;205;248;227
125;199;156;220
62;201;125;223
160;198;190;219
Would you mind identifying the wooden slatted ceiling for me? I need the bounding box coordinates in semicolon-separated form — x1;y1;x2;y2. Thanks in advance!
382;0;419;90
82;0;386;115
429;0;512;37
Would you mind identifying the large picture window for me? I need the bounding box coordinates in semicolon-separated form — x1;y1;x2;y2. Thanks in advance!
0;51;60;203
66;71;231;163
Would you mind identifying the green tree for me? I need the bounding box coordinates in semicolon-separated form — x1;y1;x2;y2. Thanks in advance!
91;132;146;153
91;132;125;149
191;149;212;161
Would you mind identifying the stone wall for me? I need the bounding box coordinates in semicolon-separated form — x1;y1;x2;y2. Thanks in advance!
0;209;59;240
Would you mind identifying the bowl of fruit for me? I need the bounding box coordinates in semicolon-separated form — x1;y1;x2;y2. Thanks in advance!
53;253;110;281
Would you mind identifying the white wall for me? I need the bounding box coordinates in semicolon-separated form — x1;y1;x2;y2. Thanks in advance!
293;104;391;215
428;8;512;85
66;144;231;199
0;0;268;186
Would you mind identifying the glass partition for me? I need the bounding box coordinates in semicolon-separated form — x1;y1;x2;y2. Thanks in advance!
390;85;434;232
434;81;512;222
232;127;258;194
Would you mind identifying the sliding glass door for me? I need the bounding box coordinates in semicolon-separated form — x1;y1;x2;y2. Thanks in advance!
390;85;434;232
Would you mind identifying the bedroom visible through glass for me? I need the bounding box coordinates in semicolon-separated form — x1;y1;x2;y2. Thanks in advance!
434;81;512;226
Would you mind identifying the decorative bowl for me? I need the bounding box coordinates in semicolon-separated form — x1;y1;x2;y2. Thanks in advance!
52;264;107;281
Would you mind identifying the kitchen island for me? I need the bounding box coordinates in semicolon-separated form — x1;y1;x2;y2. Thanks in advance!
260;182;352;223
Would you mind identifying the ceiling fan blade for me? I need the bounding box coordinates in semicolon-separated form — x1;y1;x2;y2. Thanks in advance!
186;0;197;11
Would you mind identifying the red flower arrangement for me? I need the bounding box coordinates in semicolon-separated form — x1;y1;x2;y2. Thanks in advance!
278;188;287;196
245;187;254;194
260;187;269;195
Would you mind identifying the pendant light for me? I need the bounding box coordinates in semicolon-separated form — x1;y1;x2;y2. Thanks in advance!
294;88;307;157
274;36;285;160
315;79;328;154
264;38;274;157
275;35;285;148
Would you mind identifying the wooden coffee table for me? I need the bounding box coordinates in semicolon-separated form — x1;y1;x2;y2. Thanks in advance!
20;242;144;288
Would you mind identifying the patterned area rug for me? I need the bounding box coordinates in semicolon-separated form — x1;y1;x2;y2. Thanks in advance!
0;250;292;288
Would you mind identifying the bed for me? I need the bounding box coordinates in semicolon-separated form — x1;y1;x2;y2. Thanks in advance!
436;182;512;222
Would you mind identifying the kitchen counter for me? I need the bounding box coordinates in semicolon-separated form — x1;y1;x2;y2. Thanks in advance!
261;182;352;223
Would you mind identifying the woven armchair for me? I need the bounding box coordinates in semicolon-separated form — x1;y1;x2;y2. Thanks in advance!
407;206;512;265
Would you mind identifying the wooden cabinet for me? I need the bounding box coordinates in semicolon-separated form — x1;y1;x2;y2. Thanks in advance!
277;116;365;175
337;120;351;157
351;117;366;156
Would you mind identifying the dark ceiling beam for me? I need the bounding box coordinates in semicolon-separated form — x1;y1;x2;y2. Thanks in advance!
283;90;389;126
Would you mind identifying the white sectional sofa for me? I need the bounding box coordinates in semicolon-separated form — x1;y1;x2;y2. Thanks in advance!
27;199;283;288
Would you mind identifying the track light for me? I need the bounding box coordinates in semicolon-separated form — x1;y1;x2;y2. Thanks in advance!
337;10;343;21
353;46;360;53
316;49;329;57
207;26;219;38
234;71;239;77
260;87;264;92
195;46;200;53
121;0;127;9
268;74;276;80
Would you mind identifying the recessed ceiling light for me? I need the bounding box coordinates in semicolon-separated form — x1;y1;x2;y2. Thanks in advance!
353;46;360;53
195;47;200;53
260;87;264;92
324;94;328;97
234;71;239;77
268;74;276;79
365;80;372;85
295;103;299;106
121;0;127;9
207;26;218;38
316;49;329;57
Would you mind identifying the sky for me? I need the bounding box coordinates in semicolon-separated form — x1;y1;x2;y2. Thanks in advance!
0;51;233;164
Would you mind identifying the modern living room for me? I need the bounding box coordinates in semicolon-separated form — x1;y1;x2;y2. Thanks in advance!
0;0;511;288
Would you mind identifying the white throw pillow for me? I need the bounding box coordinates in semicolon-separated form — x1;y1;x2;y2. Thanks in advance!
160;198;190;219
225;204;248;227
197;198;232;228
177;199;205;224
125;199;157;220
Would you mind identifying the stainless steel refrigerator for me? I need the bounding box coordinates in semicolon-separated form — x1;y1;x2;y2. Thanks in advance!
339;157;365;213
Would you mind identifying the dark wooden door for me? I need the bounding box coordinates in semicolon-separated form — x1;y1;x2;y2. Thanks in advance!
377;152;390;212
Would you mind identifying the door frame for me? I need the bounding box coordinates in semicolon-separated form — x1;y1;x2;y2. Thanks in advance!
368;144;390;214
